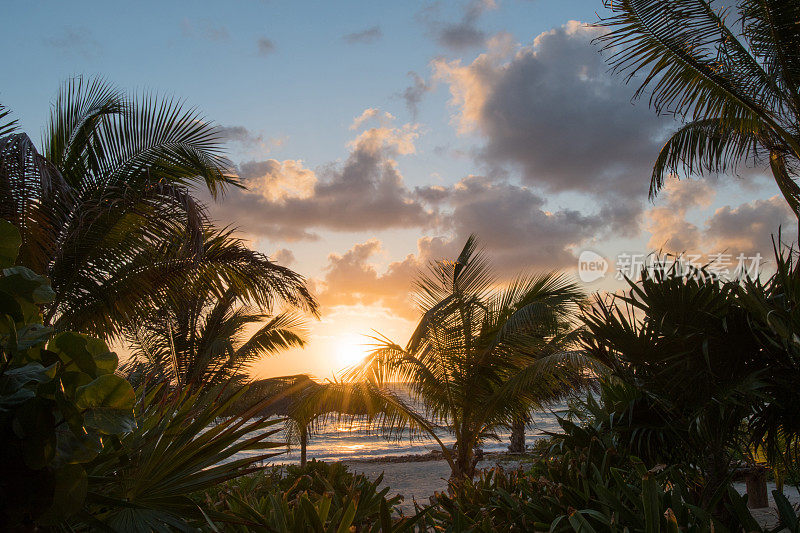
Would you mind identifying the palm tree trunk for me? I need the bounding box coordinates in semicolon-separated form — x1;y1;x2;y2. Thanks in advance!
451;439;476;480
299;427;308;468
508;415;527;453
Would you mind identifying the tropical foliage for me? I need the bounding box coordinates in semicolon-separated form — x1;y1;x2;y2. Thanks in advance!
0;77;316;340
581;261;765;507
738;243;800;483
597;0;800;223
350;236;588;478
0;219;135;528
202;460;426;532
422;410;759;532
72;384;284;531
124;281;309;390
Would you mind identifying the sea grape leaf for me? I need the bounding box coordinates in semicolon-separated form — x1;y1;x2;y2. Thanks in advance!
55;425;103;464
0;363;56;393
48;332;98;377
75;374;135;434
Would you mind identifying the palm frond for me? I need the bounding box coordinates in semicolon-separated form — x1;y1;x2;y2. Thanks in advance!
0;104;18;137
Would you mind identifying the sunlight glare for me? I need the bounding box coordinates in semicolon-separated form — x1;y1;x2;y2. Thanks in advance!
334;334;368;373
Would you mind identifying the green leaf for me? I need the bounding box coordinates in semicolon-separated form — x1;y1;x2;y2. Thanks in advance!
48;332;115;378
0;290;23;322
55;425;103;464
0;266;55;305
641;473;661;533
0;219;21;268
60;370;93;398
336;500;357;533
15;323;53;353
567;510;599;533
75;374;135;435
0;363;57;393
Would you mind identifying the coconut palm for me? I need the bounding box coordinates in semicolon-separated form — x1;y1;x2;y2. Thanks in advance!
0;77;316;339
125;275;310;389
242;375;432;467
349;236;587;479
597;0;800;231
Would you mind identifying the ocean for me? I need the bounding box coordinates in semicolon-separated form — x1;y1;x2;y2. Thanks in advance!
237;385;569;465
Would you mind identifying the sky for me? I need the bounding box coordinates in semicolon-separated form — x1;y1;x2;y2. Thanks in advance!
2;0;794;379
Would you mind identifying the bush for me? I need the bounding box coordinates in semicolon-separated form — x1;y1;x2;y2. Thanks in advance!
203;459;425;532
0;220;136;528
421;409;761;532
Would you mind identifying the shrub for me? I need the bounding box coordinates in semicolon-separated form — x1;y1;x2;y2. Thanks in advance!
421;410;761;532
0;220;136;528
203;459;425;532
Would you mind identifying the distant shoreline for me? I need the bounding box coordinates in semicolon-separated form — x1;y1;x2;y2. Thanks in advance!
343;449;534;465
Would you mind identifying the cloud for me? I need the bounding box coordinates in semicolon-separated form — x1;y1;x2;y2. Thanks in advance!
237;159;317;201
257;37;276;56
704;196;794;256
217;125;286;152
45;27;101;58
442;175;601;273
399;72;431;118
271;248;296;266
646;179;715;252
350;108;394;130
645;178;795;259
314;173;602;317
419;0;497;51
342;26;383;44
433;21;673;223
209;111;435;241
313;237;451;320
181;19;229;41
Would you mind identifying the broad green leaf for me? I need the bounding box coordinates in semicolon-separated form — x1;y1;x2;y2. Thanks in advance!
76;374;134;411
75;374;135;435
48;332;107;377
0;219;21;268
0;290;23;323
60;371;93;398
55;425;103;464
83;409;137;435
14;323;52;353
0;266;55;305
0;363;57;393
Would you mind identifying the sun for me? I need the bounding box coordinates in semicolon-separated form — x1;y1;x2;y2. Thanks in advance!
334;334;368;372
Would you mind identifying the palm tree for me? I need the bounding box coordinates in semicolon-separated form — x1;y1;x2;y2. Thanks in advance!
597;0;800;235
0;77;316;338
349;236;587;479
242;375;430;467
125;277;309;390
